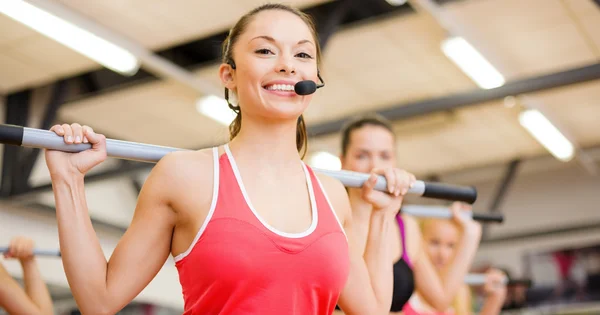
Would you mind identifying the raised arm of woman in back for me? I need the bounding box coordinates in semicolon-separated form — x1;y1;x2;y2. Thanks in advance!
45;124;209;314
0;237;54;315
412;202;482;312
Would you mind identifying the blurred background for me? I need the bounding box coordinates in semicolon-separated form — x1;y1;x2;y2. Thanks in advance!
0;0;599;314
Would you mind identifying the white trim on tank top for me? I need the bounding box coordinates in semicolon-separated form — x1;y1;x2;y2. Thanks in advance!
173;147;220;263
224;143;318;239
311;174;347;241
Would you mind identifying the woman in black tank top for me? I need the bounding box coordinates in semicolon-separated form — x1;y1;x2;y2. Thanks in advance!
332;114;483;314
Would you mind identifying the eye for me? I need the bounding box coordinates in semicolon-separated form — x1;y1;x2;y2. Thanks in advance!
296;52;313;59
255;48;274;55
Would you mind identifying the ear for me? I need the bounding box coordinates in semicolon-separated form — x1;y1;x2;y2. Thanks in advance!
219;63;236;90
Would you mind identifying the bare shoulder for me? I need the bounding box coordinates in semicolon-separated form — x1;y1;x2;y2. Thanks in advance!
315;173;351;224
143;148;217;207
155;148;215;176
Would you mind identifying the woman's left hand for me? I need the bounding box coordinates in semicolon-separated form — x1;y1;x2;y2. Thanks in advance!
361;167;416;214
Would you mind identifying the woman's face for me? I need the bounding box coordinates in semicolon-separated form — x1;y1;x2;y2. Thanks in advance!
423;220;460;270
221;9;319;122
341;125;396;173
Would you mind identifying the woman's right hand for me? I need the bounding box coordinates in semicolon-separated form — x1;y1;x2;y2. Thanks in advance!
450;201;482;237
45;123;107;180
483;268;508;299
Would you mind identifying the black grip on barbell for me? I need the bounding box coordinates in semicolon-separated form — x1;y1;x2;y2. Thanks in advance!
422;182;477;204
472;212;504;223
0;124;24;146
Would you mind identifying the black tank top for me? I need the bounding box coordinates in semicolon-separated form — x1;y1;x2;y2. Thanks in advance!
336;214;415;312
390;214;415;312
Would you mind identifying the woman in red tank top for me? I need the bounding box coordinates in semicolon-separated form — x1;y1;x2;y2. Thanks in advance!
44;3;417;315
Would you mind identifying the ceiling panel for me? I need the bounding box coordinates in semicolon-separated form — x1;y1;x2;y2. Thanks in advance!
579;14;600;54
443;0;598;79
304;66;378;123
0;51;54;93
378;11;475;93
0;15;37;46
59;79;229;149
528;80;600;148
4;35;98;77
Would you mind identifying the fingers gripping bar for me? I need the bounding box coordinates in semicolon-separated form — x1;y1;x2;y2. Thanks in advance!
0;124;477;203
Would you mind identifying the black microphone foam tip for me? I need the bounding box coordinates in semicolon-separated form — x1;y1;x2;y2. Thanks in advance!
294;80;317;96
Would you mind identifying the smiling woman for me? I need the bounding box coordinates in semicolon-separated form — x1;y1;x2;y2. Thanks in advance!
41;3;416;315
220;3;322;159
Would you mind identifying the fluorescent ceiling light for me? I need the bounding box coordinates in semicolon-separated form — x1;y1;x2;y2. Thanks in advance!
518;109;575;162
307;151;341;171
0;0;140;76
196;95;236;126
441;36;505;89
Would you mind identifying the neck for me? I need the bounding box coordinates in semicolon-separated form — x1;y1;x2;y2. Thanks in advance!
228;114;301;169
347;188;374;220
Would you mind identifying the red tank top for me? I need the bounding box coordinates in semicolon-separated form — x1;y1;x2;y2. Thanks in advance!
174;145;350;314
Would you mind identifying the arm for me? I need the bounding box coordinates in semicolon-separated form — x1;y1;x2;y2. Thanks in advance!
479;269;507;315
412;203;482;312
20;258;54;315
52;156;180;314
325;169;413;315
0;262;51;315
47;127;182;315
0;237;54;315
456;284;473;315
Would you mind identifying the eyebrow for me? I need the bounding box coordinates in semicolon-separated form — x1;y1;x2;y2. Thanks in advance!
250;35;315;46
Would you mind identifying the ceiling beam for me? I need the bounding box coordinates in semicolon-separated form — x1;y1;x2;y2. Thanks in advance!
307;62;600;137
1;90;31;197
18;80;69;193
481;220;600;245
482;159;520;240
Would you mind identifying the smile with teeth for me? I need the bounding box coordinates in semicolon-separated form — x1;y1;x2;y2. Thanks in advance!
264;84;295;92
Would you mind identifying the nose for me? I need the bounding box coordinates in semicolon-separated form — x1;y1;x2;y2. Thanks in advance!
368;158;376;172
370;156;385;170
276;55;295;74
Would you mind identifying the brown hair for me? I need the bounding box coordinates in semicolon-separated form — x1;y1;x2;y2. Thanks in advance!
340;113;396;156
222;3;322;158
